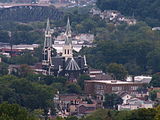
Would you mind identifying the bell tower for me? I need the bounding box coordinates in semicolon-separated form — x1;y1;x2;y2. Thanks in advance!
42;18;53;75
62;17;73;60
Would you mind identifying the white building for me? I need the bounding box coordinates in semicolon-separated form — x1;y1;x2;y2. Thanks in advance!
118;98;153;110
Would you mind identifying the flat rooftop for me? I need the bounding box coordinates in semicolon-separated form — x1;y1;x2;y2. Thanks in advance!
85;80;143;85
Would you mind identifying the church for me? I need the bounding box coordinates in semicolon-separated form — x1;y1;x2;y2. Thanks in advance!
42;18;88;81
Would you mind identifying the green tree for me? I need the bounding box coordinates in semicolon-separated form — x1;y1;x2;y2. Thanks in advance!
126;108;156;120
66;83;82;94
65;116;78;120
81;109;113;120
107;63;128;80
0;62;8;75
77;75;91;90
16;64;33;77
150;73;160;87
103;93;123;109
0;102;37;120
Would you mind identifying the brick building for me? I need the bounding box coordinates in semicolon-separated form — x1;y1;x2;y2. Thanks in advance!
85;80;145;96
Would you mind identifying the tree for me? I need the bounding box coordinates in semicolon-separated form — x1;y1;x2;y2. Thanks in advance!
107;63;128;80
65;116;78;120
155;106;160;120
81;109;113;120
126;108;156;120
10;52;38;65
149;90;157;101
17;64;33;77
96;0;160;26
66;83;82;94
147;49;160;73
150;73;160;87
0;62;8;75
103;93;123;109
0;102;37;120
77;75;91;90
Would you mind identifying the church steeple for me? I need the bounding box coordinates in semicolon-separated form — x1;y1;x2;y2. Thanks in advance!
44;18;52;48
42;18;53;75
65;17;72;38
46;18;50;32
62;17;73;59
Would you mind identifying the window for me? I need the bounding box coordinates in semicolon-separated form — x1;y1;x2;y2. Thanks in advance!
112;86;122;91
131;86;138;90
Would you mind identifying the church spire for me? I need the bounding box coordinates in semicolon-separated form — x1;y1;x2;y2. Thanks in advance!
64;17;72;45
46;18;50;32
65;17;72;38
62;17;73;59
44;18;52;48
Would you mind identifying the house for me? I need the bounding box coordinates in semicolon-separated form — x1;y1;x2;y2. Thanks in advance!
118;98;153;110
118;92;133;104
54;93;99;116
90;8;137;25
77;103;96;115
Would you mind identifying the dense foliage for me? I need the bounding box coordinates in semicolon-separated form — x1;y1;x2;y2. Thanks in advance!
0;102;37;120
80;22;160;75
150;73;160;87
96;0;160;26
56;107;160;120
0;6;63;22
103;93;123;109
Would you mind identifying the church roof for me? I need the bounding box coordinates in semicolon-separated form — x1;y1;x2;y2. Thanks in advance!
65;58;80;71
51;56;85;71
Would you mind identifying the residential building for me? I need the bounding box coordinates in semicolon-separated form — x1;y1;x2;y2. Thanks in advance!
54;93;99;116
90;8;136;25
118;92;133;104
118;98;153;110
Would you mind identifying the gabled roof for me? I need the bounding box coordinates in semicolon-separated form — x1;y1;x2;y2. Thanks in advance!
65;58;80;71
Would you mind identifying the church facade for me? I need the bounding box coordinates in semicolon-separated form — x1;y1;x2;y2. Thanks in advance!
42;18;88;81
